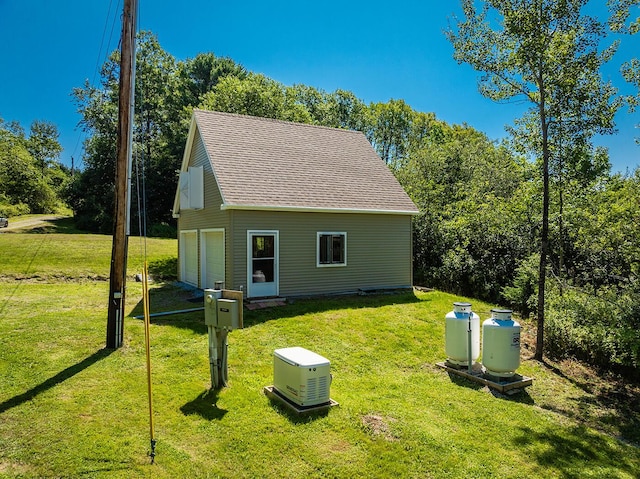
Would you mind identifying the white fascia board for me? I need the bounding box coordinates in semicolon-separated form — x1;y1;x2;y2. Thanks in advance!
172;113;227;217
172;115;199;217
220;203;418;215
192;113;227;210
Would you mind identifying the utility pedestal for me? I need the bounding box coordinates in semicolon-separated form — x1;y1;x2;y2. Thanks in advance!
204;288;243;389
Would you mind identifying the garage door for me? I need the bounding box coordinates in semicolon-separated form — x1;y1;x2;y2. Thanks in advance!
201;229;225;290
181;230;198;286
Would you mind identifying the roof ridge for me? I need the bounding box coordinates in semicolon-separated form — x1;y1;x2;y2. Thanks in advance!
193;108;364;136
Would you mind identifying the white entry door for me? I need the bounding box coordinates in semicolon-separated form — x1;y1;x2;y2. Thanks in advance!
247;231;279;298
201;229;225;290
180;230;198;286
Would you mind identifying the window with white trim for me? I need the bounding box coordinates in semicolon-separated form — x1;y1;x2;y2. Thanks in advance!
317;232;346;267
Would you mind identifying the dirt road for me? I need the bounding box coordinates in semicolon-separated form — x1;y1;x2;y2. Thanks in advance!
0;215;69;232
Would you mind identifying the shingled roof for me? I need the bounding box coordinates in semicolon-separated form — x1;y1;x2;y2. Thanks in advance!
178;110;418;214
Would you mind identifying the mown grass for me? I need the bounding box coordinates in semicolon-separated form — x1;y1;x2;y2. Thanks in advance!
0;216;176;281
0;223;639;478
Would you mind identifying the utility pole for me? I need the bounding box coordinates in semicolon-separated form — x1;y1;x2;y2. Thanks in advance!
107;0;137;349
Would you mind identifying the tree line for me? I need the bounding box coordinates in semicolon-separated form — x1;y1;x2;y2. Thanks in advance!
2;1;638;372
0;118;70;216
70;26;637;371
446;0;639;371
67;32;449;235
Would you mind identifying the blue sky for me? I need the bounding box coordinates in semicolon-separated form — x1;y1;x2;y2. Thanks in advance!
0;0;638;173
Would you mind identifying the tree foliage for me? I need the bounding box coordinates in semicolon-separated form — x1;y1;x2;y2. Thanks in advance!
365;99;414;166
64;26;640;371
199;74;312;123
398;125;534;302
448;0;620;360
0;118;68;216
544;171;640;368
70;31;471;232
70;32;248;234
609;0;640;144
27;120;63;172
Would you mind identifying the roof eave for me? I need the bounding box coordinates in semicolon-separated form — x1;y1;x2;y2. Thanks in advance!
172;115;199;217
220;203;419;215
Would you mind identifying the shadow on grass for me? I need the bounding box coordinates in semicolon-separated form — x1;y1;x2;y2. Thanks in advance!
130;283;424;335
265;397;331;424
77;465;132;477
540;359;640;445
513;425;640;477
39;216;90;234
180;389;228;421
9;216;91;235
489;387;535;405
243;291;423;328
147;257;178;282
597;397;640;446
445;371;535;404
128;282;205;332
0;348;113;414
447;372;485;391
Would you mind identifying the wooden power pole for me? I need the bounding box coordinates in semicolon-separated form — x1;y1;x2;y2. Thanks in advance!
107;0;137;349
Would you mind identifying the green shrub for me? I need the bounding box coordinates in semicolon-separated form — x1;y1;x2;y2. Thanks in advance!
545;286;640;369
148;256;178;280
148;221;177;238
502;253;539;317
0;198;30;217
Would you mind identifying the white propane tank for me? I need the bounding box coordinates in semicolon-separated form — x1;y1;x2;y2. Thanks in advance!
445;302;480;366
482;309;521;377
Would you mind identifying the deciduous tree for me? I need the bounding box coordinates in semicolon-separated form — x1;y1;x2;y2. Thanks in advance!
365;99;414;166
0;119;59;214
448;0;620;360
26;120;63;172
199;74;312;123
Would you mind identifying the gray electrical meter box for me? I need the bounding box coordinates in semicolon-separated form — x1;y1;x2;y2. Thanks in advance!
204;289;222;326
203;289;243;390
217;299;239;329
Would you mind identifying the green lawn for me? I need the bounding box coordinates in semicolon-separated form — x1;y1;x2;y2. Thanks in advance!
0;224;638;478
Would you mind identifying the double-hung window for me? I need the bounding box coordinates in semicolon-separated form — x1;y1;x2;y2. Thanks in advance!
317;232;346;267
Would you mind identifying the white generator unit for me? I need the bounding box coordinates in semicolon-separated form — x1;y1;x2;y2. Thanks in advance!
273;347;331;407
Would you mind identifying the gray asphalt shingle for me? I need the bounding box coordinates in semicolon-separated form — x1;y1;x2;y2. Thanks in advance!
193;109;419;214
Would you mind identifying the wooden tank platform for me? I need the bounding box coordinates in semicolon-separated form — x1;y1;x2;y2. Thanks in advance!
263;386;339;415
436;361;532;394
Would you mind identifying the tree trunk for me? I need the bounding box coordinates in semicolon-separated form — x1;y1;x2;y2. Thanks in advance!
535;96;550;362
558;168;564;296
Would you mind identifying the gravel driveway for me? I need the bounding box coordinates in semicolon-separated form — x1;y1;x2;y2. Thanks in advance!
0;215;68;232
